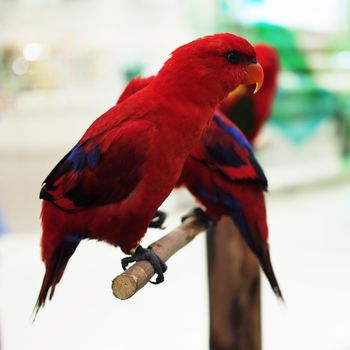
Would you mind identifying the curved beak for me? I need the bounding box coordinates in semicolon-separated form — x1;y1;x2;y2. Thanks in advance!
241;62;264;94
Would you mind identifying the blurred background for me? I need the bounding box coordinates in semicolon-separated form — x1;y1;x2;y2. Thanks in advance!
0;0;350;349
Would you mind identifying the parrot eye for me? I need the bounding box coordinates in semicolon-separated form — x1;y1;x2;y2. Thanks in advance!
225;51;241;64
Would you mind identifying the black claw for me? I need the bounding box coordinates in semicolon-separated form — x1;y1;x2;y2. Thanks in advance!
121;256;135;271
181;207;212;225
120;246;167;284
149;210;167;229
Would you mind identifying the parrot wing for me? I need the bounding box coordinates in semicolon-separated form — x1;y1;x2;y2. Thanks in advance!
192;113;267;190
40;119;155;213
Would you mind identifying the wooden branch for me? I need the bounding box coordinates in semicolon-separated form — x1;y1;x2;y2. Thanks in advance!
112;214;209;300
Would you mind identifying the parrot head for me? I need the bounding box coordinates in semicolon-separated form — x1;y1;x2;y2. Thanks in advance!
155;33;264;106
220;43;279;109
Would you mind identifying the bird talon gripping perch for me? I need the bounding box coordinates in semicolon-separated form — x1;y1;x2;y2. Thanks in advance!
121;246;167;284
148;210;167;229
181;207;213;226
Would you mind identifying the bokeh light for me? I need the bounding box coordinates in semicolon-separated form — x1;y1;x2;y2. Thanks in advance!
23;43;42;61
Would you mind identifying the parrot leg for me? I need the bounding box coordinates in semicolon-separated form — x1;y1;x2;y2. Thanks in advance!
181;207;212;225
148;210;167;229
121;245;167;284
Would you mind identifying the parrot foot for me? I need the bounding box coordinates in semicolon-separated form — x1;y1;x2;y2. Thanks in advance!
181;207;212;226
121;246;167;284
148;210;167;229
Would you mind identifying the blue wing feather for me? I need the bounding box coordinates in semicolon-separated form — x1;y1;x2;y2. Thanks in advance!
66;144;101;173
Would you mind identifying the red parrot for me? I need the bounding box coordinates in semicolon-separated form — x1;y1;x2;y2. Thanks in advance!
35;33;264;313
220;43;279;142
116;73;282;298
176;112;282;298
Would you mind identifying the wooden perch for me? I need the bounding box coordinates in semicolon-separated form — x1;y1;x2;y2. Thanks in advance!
112;214;209;300
207;218;261;350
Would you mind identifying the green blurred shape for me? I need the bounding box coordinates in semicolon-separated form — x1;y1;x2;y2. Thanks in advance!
270;87;337;144
334;93;350;163
215;3;349;155
246;22;312;74
122;61;144;83
236;22;337;143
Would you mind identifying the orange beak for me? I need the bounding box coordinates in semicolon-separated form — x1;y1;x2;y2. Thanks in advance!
241;62;264;94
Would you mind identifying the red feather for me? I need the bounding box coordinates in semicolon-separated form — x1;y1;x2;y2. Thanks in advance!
116;76;154;105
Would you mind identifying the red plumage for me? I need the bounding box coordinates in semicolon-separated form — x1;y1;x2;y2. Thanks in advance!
220;43;280;142
116;76;154;105
176;112;282;298
36;33;262;313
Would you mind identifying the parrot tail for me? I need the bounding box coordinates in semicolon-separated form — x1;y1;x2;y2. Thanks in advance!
258;243;284;301
33;235;81;318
